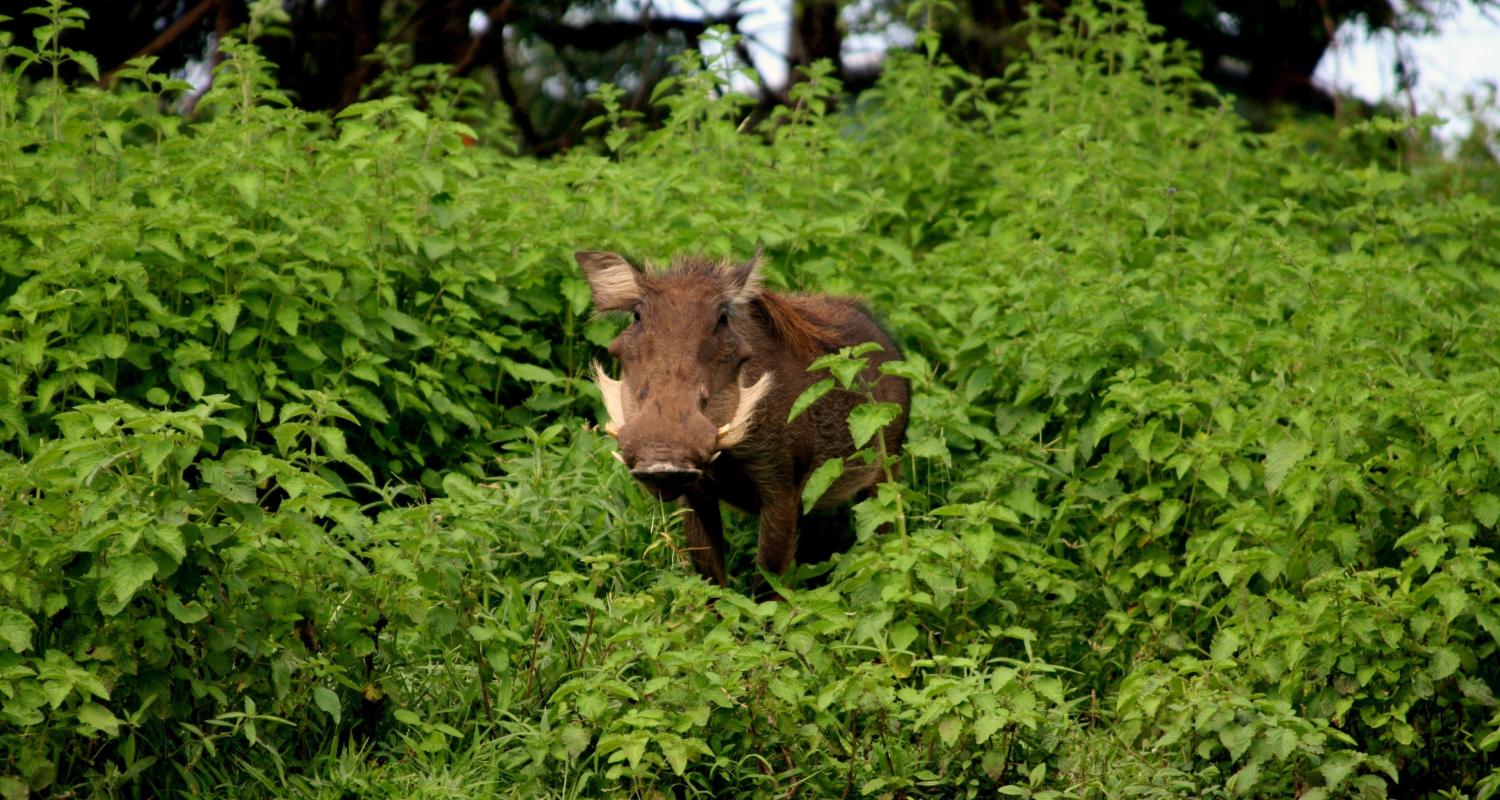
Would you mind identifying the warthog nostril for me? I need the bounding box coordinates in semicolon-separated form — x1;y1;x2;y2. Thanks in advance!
630;462;702;496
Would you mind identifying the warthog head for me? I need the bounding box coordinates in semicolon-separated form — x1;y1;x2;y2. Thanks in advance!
577;251;773;500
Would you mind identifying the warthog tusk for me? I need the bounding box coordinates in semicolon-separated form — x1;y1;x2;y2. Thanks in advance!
715;370;773;449
611;451;625;464
592;361;627;435
708;451;721;463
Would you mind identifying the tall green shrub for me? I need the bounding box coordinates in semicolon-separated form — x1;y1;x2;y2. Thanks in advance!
1;1;1498;797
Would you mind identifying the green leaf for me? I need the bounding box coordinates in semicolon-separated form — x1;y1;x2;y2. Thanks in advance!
848;401;902;449
1200;461;1229;497
166;592;209;624
100;333;127;359
937;715;962;746
212;299;242;334
1263;437;1310;494
0;608;35;654
503;360;558;384
146;526;187;563
973;713;1005;744
422;236;455;261
1210;628;1241;661
660;736;690;776
1428;646;1462;681
21;335;45;367
1473;493;1500;529
890;620;918;651
275;304;300;336
801;457;845;513
1319;751;1364;790
141;437;174;475
70;49;100;80
313;687;341;726
77;702;122;737
788;378;834;423
1218;723;1255;762
561;723;591;759
175;367;205;400
228;174;261;209
104;555;159;613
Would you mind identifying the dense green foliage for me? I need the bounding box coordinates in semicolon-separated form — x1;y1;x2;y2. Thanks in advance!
2;2;1499;797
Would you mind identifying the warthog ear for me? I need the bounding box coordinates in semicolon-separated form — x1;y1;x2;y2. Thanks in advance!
575;251;642;312
726;250;765;305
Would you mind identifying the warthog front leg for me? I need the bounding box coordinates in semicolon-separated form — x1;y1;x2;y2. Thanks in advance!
754;494;800;599
681;489;727;586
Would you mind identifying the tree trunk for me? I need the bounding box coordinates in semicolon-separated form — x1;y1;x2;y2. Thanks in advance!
789;0;844;84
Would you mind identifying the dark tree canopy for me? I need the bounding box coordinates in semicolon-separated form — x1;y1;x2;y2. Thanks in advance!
9;0;1486;150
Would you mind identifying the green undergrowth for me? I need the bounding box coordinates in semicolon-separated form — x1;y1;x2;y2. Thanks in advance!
2;1;1499;797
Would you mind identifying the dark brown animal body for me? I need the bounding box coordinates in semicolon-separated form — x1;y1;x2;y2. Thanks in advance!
577;251;910;589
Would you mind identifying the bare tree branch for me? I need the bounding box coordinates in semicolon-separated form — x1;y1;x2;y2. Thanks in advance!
102;0;216;82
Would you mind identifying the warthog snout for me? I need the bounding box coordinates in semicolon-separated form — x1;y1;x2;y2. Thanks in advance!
596;358;772;499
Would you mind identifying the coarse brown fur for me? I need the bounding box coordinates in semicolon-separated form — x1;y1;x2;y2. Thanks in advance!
576;250;910;594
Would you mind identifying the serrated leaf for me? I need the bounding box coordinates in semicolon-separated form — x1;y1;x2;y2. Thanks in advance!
100;333;127;359
660;736;690;775
1201;461;1229;497
504;360;558;384
1218;723;1254;762
789;378;834;423
848;401;901;449
561;723;591;759
228;174;260;209
422;236;455;260
212;299;241;334
76;702;121;737
937;715;962;746
70;50;100;80
106;555;158;612
166;592;208;624
146;526;186;563
974;713;1005;744
801;457;845;513
1210;628;1241;661
1474;493;1500;529
1263;437;1310;494
0;608;35;653
1319;751;1363;790
275;304;300;336
1428;646;1462;681
175;368;205;400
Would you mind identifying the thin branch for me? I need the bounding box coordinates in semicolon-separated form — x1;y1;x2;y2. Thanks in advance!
102;0;217;83
452;0;516;75
452;2;541;149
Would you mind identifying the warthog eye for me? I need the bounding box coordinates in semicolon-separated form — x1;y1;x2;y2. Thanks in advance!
716;304;730;329
631;305;642;323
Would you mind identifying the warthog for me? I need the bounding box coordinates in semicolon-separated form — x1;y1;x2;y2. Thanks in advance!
577;250;909;589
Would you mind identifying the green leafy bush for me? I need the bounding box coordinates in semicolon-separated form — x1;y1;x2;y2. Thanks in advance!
2;1;1498;797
